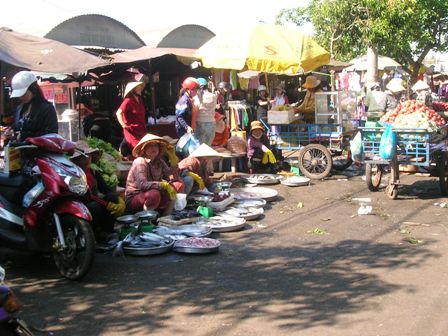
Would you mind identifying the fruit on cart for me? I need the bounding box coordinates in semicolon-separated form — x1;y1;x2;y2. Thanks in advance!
432;101;448;112
381;100;446;129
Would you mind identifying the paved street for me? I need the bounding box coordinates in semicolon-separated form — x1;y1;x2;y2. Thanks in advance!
2;168;448;336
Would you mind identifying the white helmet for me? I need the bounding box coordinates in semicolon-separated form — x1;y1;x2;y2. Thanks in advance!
10;71;37;98
257;85;267;92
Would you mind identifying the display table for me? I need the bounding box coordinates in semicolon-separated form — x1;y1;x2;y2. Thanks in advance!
147;123;177;139
217;152;247;173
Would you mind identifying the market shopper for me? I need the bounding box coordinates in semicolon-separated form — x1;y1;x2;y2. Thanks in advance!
247;120;277;174
379;78;406;115
178;143;222;195
255;85;270;123
364;81;387;120
211;112;230;148
294;75;322;123
215;81;231;115
10;71;58;141
270;84;289;144
411;80;432;107
116;81;147;159
193;77;217;146
125;134;184;215
70;148;125;244
175;77;200;138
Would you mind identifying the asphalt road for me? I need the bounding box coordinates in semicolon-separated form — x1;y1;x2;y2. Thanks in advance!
2;167;448;336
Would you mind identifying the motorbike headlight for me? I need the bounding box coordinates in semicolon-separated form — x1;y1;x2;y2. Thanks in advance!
64;174;88;195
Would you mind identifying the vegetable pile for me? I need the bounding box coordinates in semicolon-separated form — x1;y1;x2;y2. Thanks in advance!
380;100;446;131
432;101;448;112
85;137;120;188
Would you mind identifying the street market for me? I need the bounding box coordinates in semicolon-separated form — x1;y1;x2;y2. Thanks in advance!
0;2;448;335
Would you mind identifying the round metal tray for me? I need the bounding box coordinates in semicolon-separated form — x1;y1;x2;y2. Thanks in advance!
116;215;138;225
135;210;159;220
217;207;264;221
123;239;174;256
230;187;279;202
173;237;221;254
246;174;283;185
280;176;311;187
205;216;247;232
234;198;267;208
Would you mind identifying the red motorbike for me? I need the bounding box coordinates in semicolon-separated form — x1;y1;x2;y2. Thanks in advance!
0;134;95;280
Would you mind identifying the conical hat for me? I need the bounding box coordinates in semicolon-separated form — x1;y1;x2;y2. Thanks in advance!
132;133;168;157
386;78;405;92
302;75;320;89
124;81;145;98
189;143;222;158
411;80;430;92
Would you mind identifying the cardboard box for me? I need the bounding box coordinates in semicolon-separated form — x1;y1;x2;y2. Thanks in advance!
267;110;297;124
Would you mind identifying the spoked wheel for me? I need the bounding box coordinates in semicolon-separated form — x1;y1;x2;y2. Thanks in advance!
298;144;333;179
386;184;398;200
53;215;95;280
438;151;448;195
332;142;353;171
365;163;384;191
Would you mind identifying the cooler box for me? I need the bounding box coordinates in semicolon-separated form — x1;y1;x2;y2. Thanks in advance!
267;110;297;124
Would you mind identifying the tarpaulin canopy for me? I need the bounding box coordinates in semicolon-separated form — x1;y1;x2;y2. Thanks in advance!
0;27;110;73
195;23;330;75
345;55;402;71
112;47;198;65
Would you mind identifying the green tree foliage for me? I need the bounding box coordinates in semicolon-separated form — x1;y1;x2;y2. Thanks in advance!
276;0;448;81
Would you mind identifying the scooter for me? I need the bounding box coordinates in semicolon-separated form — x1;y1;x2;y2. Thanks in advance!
0;266;34;335
0;134;95;280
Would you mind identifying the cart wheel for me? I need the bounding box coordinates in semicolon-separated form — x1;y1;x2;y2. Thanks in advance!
386;184;398;200
438;151;448;195
332;142;353;171
365;163;383;191
298;144;333;179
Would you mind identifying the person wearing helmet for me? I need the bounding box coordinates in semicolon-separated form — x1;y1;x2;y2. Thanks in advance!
10;70;58;141
116;81;147;159
256;84;270;123
192;77;217;146
215;81;232;115
175;77;199;140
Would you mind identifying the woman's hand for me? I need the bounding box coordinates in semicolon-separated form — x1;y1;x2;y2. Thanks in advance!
186;126;194;134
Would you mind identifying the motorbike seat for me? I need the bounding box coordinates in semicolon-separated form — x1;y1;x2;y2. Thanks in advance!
0;173;27;187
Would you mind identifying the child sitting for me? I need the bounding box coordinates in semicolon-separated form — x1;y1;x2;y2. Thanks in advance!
247;121;277;174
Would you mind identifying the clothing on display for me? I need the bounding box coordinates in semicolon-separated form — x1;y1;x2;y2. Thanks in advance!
228;101;256;134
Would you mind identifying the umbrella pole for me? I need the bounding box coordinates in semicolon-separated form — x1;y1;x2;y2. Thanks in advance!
264;73;269;94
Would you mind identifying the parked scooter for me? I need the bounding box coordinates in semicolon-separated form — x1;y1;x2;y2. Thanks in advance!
0;134;95;280
0;266;34;335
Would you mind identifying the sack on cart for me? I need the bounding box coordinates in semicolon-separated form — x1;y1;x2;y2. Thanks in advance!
379;125;397;160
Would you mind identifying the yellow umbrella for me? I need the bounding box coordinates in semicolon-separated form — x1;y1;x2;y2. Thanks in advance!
195;23;330;75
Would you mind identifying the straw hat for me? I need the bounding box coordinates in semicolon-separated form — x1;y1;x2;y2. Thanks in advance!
161;135;178;145
369;81;381;90
386;78;406;93
411;80;430;92
250;120;264;133
132;133;168;158
124;81;145;98
302;75;321;89
189;143;222;158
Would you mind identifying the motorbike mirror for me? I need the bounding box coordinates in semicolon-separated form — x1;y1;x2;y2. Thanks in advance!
0;266;4;283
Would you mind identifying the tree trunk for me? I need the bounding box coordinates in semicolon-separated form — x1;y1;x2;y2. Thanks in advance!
366;46;378;90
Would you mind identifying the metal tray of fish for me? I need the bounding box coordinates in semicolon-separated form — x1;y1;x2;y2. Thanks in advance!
153;224;212;240
116;214;138;225
234;198;267;208
199;215;247;232
173;237;221;254
122;233;174;256
217;206;264;221
246;174;284;185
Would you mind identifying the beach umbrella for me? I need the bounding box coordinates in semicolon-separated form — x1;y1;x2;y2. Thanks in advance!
195;23;330;75
345;55;402;71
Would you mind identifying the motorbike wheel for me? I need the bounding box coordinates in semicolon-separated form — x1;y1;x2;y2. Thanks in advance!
53;215;95;281
0;320;34;336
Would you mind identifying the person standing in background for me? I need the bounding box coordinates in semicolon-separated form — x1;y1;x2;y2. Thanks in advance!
255;85;269;123
175;77;200;138
215;81;231;116
193;77;217;146
116;81;146;158
10;71;58;141
269;85;289;144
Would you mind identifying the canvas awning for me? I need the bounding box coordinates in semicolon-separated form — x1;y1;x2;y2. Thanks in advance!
111;47;198;65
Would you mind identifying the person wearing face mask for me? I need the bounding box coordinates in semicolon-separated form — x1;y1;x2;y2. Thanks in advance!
175;77;200;138
212;112;229;148
247;120;277;174
125;134;184;214
192;77;217;146
116;81;147;158
9;71;58;142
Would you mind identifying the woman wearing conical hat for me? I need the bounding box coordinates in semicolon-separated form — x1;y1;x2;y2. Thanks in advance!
125;134;184;214
379;78;406;114
411;80;432;107
116;81;147;158
294;75;322;123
